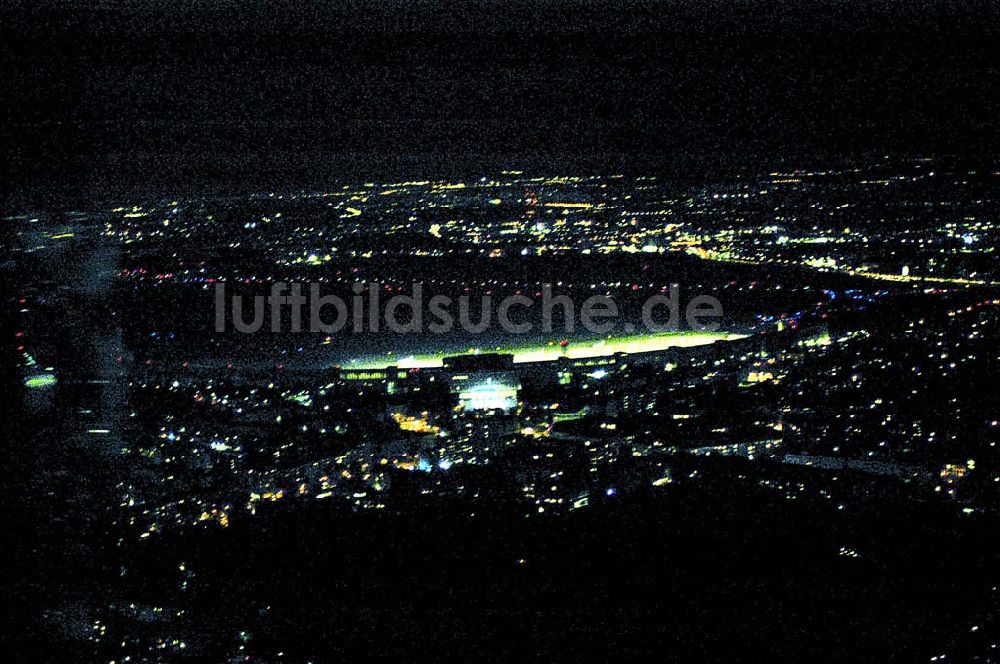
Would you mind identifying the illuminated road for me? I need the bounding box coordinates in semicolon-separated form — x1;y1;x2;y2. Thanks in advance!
686;247;999;287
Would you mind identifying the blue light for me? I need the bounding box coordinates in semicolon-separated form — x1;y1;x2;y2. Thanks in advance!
605;487;617;497
438;459;453;471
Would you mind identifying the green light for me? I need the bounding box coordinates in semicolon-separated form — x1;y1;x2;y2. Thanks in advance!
25;373;56;389
342;331;746;371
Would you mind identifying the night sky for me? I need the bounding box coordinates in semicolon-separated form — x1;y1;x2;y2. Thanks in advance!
4;0;1000;206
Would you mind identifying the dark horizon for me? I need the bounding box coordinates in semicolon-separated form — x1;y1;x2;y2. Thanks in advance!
4;0;1000;208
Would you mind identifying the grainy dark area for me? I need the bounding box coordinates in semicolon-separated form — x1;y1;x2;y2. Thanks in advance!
7;2;1000;661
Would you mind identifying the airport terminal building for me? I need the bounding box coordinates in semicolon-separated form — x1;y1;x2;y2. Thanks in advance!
337;332;756;411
